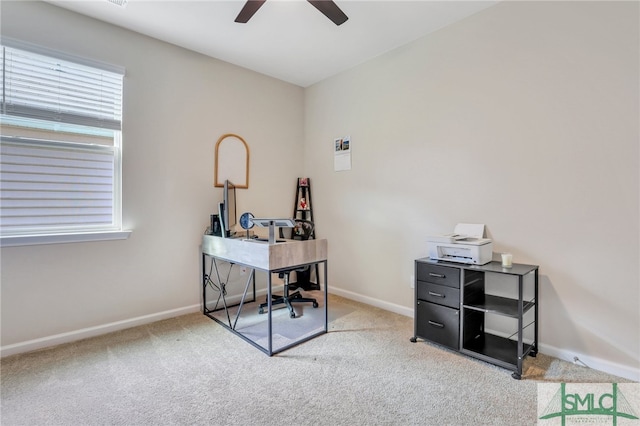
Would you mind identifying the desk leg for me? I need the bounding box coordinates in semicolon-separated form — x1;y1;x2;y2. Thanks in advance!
203;256;234;327
202;254;225;314
267;272;273;356
231;269;255;330
202;253;207;314
324;261;328;332
211;259;232;327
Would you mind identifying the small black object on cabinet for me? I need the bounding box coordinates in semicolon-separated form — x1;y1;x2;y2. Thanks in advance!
411;258;539;380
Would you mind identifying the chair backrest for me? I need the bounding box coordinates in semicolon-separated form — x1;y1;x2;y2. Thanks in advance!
291;219;314;241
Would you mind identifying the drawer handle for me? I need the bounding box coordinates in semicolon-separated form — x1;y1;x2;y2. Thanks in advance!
428;320;444;328
429;273;445;279
428;291;445;298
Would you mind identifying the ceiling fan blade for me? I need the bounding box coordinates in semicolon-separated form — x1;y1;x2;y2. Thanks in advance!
235;0;267;23
307;0;348;26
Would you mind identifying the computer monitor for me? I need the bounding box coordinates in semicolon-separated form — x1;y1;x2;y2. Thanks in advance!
221;179;237;237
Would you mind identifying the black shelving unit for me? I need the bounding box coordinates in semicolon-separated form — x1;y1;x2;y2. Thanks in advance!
461;262;538;379
412;258;539;379
293;177;314;230
282;177;320;291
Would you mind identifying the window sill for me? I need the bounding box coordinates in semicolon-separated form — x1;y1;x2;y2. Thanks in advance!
0;230;132;247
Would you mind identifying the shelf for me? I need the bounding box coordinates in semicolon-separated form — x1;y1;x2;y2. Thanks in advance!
463;294;534;318
463;333;534;368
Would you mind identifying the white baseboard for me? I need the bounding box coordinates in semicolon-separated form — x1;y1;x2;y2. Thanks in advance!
328;287;639;382
0;304;201;358
4;289;639;383
1;287;272;358
538;342;640;382
328;287;413;318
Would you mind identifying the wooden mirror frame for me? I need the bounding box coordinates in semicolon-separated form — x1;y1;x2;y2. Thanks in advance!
214;133;249;188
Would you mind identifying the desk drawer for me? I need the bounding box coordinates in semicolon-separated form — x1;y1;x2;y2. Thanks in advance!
417;281;459;309
416;301;459;350
416;263;459;288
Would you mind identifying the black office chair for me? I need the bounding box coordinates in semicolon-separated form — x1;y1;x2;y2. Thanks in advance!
258;219;319;318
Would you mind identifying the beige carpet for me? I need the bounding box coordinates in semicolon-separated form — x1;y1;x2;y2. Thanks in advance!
0;294;630;425
207;289;328;354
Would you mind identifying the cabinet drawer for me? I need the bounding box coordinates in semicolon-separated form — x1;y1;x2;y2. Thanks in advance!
417;281;459;309
416;263;460;288
416;301;459;350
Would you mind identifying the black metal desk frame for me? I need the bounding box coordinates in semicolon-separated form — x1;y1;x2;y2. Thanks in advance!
202;253;328;356
202;257;256;330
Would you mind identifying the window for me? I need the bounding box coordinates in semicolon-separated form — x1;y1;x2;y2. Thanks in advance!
0;40;127;245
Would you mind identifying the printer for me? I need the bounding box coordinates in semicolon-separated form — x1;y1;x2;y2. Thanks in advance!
427;223;493;265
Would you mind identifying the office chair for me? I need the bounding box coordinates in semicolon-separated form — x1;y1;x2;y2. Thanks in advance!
258;219;319;318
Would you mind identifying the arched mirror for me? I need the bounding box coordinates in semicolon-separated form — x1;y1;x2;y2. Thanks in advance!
214;133;249;188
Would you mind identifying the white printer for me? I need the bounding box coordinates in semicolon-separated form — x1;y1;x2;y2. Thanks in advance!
427;223;493;265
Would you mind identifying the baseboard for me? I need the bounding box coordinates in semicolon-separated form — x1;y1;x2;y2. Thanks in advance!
538;343;640;382
5;289;638;383
328;287;639;382
328;287;413;318
0;304;201;358
2;287;289;358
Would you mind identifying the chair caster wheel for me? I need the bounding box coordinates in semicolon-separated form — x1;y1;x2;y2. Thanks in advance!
313;302;319;308
290;312;296;318
258;308;265;314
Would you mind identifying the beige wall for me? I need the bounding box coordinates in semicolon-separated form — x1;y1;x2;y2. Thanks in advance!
304;1;639;379
0;2;304;345
1;1;638;381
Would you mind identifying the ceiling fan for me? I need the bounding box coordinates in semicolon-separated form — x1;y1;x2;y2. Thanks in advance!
235;0;349;26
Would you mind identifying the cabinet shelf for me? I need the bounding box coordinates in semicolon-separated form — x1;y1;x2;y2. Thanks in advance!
463;332;535;368
463;294;535;318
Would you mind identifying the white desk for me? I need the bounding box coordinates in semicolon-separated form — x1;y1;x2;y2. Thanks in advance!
202;235;328;355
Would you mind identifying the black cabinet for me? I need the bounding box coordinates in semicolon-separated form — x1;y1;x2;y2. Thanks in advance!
413;263;459;350
412;258;539;379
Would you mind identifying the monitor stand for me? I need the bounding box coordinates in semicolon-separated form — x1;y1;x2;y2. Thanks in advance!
251;218;296;244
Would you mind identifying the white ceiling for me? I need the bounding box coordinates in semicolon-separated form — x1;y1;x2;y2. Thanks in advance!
45;0;499;87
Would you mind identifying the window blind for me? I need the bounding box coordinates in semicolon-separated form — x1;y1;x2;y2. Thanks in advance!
0;137;116;234
1;46;123;130
0;43;124;238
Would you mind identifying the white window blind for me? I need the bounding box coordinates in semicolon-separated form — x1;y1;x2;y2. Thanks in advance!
1;45;123;130
0;43;124;238
1;137;116;233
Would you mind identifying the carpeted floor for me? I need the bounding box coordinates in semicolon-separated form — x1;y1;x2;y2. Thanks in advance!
0;294;631;425
207;289;328;353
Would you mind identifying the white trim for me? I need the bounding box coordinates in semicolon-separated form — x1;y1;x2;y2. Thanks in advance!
0;304;200;358
328;286;640;382
538;342;640;382
4;284;637;382
328;286;413;318
0;230;132;247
